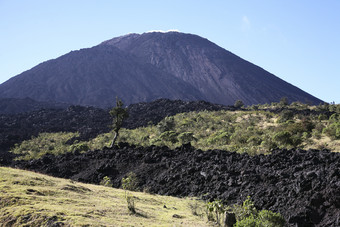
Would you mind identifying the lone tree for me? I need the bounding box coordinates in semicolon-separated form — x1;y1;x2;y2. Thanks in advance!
109;97;129;148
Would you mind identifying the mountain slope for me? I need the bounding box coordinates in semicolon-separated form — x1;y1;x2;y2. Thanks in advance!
0;32;322;107
102;32;322;105
0;45;202;107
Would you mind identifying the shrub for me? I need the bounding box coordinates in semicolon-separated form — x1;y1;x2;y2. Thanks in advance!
277;110;294;123
207;130;231;145
234;100;244;108
318;113;328;121
157;116;175;133
178;132;195;144
323;122;340;139
159;131;178;143
233;197;285;227
205;200;225;224
121;172;138;192
100;176;113;187
68;143;89;153
273;131;292;147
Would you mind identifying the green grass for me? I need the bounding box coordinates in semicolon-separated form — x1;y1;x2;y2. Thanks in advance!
0;167;210;226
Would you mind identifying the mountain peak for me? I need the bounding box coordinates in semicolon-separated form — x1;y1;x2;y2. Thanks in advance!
0;32;322;107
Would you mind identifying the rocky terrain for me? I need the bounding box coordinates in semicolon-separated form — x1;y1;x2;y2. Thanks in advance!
11;143;340;226
1;99;339;226
0;32;322;107
0;99;230;153
0;97;68;114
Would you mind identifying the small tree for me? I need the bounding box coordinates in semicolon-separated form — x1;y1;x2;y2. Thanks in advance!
234;100;244;109
109;97;129;148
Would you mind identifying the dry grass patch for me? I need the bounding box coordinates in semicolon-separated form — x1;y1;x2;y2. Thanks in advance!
0;167;210;226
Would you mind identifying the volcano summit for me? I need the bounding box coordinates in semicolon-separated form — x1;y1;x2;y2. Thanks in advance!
0;32;322;107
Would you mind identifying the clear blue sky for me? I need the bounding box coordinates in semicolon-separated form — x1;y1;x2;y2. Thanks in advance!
1;0;339;103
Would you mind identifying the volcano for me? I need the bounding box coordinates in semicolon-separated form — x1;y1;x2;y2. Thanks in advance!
0;32;322;107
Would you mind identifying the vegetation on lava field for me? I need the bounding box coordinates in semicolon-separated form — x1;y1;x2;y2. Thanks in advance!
10;102;340;160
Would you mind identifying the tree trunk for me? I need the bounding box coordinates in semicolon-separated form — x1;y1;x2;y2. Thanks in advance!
110;131;118;148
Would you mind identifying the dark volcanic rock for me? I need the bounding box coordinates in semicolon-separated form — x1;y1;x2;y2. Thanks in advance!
125;98;231;129
0;97;69;114
0;105;111;152
12;144;340;226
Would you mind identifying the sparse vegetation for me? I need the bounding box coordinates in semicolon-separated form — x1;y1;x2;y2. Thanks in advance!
11;132;79;160
205;197;285;227
10;103;340;159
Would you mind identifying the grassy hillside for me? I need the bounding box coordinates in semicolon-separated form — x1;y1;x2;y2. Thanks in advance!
11;103;340;160
0;167;210;226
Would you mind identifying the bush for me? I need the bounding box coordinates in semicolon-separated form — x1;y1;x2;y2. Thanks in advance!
277;110;294;123
69;143;89;153
159;131;178;143
233;197;285;227
121;172;138;192
207;130;231;145
100;176;113;187
157;116;175;133
178;132;195;144
234;100;244;108
205;200;225;224
205;197;286;227
323;122;340;139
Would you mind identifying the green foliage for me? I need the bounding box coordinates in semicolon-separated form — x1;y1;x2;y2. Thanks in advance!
11;132;79;160
157;116;175;133
121;172;138;192
234;100;244;108
318;113;328;121
207;130;231;145
178;132;195;144
273;131;293;147
234;210;286;227
10;102;340;159
233;196;258;221
322;113;340;139
277;109;294;123
68;142;89;153
109;97;129;147
205;197;285;227
100;176;113;187
159;131;178;143
205;200;225;224
233;197;285;227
